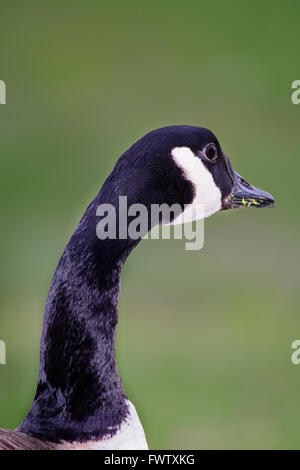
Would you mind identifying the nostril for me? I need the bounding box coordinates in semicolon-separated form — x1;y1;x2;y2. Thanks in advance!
240;178;252;190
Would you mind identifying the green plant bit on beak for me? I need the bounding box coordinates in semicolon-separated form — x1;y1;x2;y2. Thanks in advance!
241;197;260;207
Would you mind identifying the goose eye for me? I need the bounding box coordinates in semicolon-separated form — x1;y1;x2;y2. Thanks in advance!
203;143;218;161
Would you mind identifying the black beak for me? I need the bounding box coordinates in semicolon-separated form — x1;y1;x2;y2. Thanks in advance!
224;171;274;209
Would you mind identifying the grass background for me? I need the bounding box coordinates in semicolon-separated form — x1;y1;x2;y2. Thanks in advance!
0;0;300;449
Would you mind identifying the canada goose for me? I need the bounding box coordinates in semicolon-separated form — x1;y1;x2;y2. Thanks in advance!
0;126;274;450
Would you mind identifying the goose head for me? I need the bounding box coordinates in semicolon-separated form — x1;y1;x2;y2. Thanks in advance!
101;125;274;240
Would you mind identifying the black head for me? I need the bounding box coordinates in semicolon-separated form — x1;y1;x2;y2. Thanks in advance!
102;125;274;227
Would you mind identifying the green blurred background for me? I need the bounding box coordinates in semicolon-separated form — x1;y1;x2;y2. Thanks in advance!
0;0;299;449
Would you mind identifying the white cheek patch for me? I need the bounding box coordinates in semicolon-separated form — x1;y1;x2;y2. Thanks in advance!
171;146;222;223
